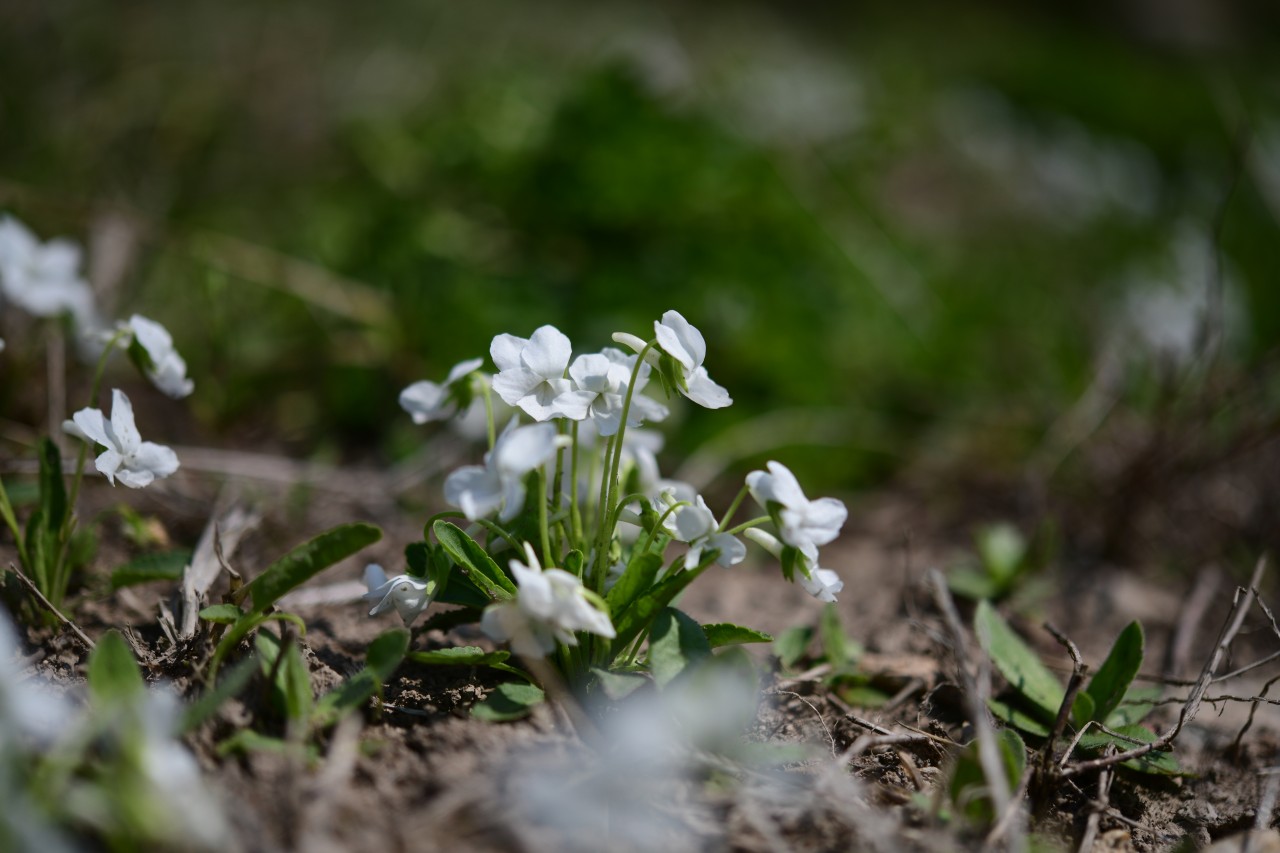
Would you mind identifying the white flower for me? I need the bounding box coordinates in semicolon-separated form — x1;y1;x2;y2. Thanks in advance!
554;348;669;435
0;608;73;746
744;528;844;603
0;215;98;329
399;357;484;423
124;314;194;399
362;564;432;625
490;326;575;421
665;495;746;570
444;419;565;522
481;544;615;657
746;461;846;562
69;389;179;488
653;310;732;409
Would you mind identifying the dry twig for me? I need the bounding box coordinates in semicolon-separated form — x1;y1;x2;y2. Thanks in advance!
7;562;94;650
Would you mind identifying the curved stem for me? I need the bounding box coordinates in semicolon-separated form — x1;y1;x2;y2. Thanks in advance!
569;422;583;549
536;467;553;568
724;515;772;537
717;484;751;533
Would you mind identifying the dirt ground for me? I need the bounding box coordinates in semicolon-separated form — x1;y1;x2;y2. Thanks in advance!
8;471;1280;852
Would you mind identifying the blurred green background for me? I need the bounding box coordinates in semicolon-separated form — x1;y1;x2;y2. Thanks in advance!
2;0;1278;560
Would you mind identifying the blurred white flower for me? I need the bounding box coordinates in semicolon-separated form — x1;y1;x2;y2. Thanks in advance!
0;216;98;330
491;326;574;421
744;528;844;603
399;357;484;423
123;314;194;399
69;389;179;488
362;564;432;625
0;608;73;746
481;543;615;657
746;461;846;562
445;420;565;521
653;310;731;410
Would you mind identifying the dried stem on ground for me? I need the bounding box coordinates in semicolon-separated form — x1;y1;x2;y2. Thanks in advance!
8;561;94;649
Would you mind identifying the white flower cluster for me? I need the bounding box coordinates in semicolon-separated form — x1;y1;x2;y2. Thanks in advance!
372;309;849;655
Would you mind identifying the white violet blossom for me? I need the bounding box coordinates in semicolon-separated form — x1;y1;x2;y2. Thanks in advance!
68;389;179;488
554;348;668;435
491;325;575;421
363;564;433;625
445;419;566;522
0;215;98;330
744;528;844;603
665;495;746;570
746;460;846;562
124;314;194;399
399;357;484;423
653;310;732;409
481;543;615;657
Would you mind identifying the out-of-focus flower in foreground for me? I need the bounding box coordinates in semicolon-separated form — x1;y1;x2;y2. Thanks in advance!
0;215;98;331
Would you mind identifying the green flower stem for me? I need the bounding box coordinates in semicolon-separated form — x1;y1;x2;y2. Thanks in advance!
536;467;553;569
634;499;689;557
591;339;659;591
589;433;616;586
569;422;583;549
717;484;751;533
480;380;496;452
471;519;524;554
724;516;772;537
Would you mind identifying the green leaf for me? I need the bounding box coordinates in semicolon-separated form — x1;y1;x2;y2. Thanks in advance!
647;607;711;689
110;549;192;591
36;438;67;532
975;601;1063;720
563;549;584;577
702;623;773;649
312;628;409;728
199;603;244;624
949;727;1027;826
977;524;1026;583
471;681;545;721
773;626;814;669
592;667;648;701
87;630;145;704
256;632;312;724
1076;725;1182;775
366;628;410;682
947;568;1001;601
819;603;856;669
182;655;258;733
611;562;709;656
244;523;382;614
409;646;512;667
1085;621;1144;724
216;729;315;759
1107;684;1161;728
1070;691;1096;729
986;697;1052;737
605;551;663;616
432;521;515;600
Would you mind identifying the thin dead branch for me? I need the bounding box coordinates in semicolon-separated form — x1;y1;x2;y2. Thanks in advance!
8;563;94;650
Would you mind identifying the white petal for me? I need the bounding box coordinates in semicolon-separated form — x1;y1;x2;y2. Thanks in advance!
492;367;545;407
94;448;124;485
521;325;572;379
71;407;112;448
655;310;705;372
765;461;807;508
681;367;732;409
133;441;180;480
490;334;529;373
516;378;571;421
799;568;843;602
399;380;447;423
363;564;389;595
494;423;559;476
445;465;503;520
109;389;142;454
710;533;747;567
552;389;596;421
115;465;155;489
444;357;484;386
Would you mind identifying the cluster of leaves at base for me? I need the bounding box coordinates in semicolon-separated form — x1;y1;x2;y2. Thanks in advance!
192;522;408;754
947;523;1055;608
398;515;774;721
974;601;1178;775
773;603;892;708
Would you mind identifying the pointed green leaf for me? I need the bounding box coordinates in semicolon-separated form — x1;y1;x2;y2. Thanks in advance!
312;628;409;727
605;551;662;615
37;438;67;532
366;628;410;682
1071;691;1096;729
648;607;711;689
610;562;709;656
110;549;192;590
471;681;545;721
773;626;814;669
947;568;1001;602
1107;684;1162;728
592;668;648;701
199;603;244;624
977;524;1026;583
87;630;145;704
702;623;774;649
975;601;1063;719
182;655;258;733
819;603;857;669
1085;621;1144;724
256;632;312;724
409;646;512;667
986;697;1052;737
432;521;516;600
244;523;382;613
